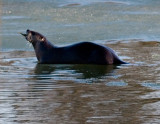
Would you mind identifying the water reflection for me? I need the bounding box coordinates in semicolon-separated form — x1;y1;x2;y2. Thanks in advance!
7;79;155;124
33;64;118;80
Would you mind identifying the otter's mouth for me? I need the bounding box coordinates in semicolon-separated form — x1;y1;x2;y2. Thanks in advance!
20;30;32;43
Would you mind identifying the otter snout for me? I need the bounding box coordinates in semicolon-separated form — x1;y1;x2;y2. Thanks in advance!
20;29;33;43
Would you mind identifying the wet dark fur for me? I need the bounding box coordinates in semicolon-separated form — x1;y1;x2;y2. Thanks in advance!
21;29;127;65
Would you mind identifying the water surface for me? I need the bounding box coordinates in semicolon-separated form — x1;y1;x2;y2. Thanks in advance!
1;0;160;124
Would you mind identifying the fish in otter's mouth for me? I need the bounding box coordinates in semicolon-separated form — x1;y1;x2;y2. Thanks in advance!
20;29;30;37
20;30;32;42
20;32;27;37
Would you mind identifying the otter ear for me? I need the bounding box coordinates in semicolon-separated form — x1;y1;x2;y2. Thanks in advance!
41;37;45;42
39;36;45;42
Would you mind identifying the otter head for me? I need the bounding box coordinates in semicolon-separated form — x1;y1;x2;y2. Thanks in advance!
20;29;46;44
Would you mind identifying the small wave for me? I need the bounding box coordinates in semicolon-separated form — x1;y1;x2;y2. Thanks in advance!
59;0;130;7
2;16;29;20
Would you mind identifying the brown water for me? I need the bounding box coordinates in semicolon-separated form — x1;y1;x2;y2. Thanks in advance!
2;0;160;123
0;41;160;124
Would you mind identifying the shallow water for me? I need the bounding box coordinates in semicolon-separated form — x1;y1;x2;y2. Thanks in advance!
1;0;160;124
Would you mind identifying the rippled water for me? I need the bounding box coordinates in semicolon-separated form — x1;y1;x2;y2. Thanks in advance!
1;0;160;124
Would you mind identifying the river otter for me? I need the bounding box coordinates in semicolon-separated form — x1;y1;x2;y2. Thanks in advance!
20;29;127;65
